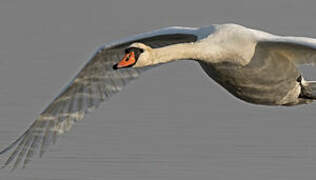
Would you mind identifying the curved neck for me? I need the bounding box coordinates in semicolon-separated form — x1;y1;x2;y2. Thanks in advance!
152;43;201;64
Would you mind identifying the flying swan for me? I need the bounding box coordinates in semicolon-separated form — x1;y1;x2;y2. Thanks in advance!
1;23;316;170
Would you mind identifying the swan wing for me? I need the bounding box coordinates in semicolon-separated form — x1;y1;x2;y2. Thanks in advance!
0;26;198;170
257;33;316;65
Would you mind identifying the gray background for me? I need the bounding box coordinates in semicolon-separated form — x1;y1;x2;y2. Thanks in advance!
1;0;316;179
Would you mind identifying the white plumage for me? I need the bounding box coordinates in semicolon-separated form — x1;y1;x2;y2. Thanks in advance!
2;23;316;170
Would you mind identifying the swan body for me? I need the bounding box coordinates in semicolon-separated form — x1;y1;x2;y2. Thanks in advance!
128;24;310;105
2;23;316;169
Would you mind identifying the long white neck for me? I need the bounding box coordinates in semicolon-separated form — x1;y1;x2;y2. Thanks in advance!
151;43;202;64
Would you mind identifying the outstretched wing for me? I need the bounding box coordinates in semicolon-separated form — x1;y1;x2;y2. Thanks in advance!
0;26;198;170
257;32;316;65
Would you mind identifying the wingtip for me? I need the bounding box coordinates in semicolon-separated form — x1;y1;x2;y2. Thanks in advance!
0;163;10;172
0;159;5;170
0;153;8;170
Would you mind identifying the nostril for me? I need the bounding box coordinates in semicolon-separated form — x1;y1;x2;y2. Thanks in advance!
125;54;131;61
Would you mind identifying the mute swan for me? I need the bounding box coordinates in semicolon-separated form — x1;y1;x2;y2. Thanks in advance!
2;23;316;169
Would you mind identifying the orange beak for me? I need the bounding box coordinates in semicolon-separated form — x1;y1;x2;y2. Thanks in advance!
114;51;136;69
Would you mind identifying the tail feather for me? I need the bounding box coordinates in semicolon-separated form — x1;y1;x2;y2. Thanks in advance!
300;80;316;99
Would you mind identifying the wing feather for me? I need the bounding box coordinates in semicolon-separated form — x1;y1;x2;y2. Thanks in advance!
258;34;316;65
0;27;197;169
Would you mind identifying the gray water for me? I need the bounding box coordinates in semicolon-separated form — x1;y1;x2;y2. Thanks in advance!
1;0;316;179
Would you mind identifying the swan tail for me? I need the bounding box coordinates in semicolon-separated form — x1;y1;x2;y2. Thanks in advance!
299;80;316;99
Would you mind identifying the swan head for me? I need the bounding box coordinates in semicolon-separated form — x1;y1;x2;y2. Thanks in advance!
113;43;154;69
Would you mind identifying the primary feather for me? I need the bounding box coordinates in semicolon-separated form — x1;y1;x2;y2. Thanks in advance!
0;27;198;170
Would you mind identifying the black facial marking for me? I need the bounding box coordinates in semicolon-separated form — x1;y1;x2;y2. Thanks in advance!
113;47;144;70
125;47;144;60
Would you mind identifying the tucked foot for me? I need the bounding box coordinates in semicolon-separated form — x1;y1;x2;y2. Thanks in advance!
297;76;316;100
